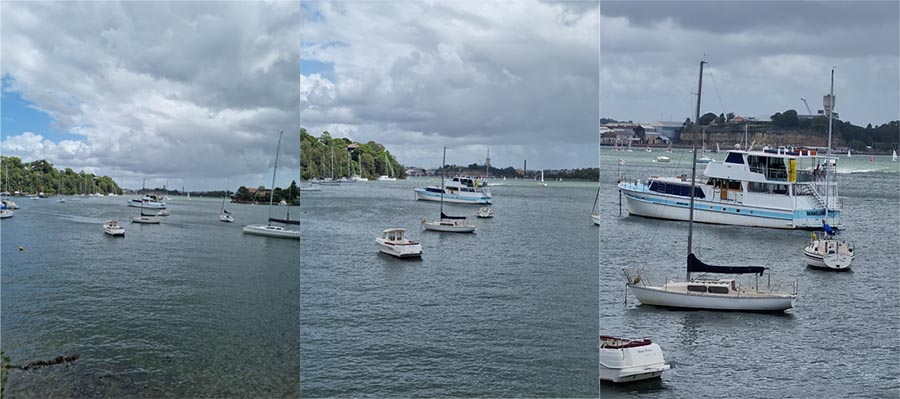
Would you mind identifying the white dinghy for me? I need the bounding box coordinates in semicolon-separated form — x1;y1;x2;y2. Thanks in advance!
375;228;422;258
600;336;671;383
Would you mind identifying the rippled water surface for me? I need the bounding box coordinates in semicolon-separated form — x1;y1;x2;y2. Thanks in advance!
600;150;900;398
1;196;299;397
299;178;599;397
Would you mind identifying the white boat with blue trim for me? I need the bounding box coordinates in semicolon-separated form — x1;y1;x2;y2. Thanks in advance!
618;148;841;229
414;176;492;205
127;194;167;209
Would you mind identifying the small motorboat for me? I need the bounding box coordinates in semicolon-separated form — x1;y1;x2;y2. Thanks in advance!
655;156;671;163
696;156;713;164
375;228;422;258
157;209;170;216
477;207;494;218
804;231;854;270
0;209;13;219
104;220;125;236
600;336;671;383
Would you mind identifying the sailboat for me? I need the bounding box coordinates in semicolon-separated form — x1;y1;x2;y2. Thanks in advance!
57;178;66;202
591;183;600;225
377;153;397;181
422;147;477;233
804;68;855;270
243;131;301;239
666;142;673;153
847;149;851;158
219;188;234;223
626;140;633;152
538;170;547;186
697;127;713;164
893;150;898;162
132;179;161;224
623;143;797;312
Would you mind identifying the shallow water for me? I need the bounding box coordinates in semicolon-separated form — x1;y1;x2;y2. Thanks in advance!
1;196;300;397
299;178;599;397
599;149;900;398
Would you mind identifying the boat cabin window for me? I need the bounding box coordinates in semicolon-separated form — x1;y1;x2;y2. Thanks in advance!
648;181;706;199
707;178;742;191
687;285;708;293
747;182;789;195
748;155;788;181
707;286;729;294
725;152;744;164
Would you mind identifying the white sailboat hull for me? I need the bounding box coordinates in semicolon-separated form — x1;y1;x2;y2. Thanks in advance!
219;214;234;223
243;224;300;239
804;238;854;270
131;216;161;224
422;220;476;233
628;284;795;311
414;188;492;205
591;212;600;225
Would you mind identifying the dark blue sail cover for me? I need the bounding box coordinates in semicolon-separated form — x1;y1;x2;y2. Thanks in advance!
269;217;301;225
687;253;766;275
440;211;467;220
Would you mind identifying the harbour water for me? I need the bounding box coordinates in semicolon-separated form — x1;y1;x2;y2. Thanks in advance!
599;150;900;398
1;196;299;397
299;178;599;397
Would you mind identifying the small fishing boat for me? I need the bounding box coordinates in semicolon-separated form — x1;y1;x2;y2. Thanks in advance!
477;207;494;218
655;156;671;163
600;336;671;383
375;228;422;258
103;220;125;236
0;209;12;219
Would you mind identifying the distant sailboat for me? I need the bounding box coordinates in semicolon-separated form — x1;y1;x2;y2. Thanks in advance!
847;149;851;158
539;170;547;187
219;188;234;223
243;131;301;239
893;150;898;162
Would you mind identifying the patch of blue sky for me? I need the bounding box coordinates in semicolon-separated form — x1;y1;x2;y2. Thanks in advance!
301;59;335;81
1;75;85;144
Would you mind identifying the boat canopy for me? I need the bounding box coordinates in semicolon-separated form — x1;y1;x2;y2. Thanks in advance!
440;211;467;220
687;253;766;275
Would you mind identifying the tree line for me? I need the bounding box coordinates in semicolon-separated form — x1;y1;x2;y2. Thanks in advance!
0;156;122;195
232;182;301;204
301;128;405;180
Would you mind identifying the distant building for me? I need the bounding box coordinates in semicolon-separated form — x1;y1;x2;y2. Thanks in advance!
651;121;683;142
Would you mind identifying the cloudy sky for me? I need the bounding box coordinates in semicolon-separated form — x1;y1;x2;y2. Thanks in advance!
300;1;600;169
600;1;900;127
2;1;300;190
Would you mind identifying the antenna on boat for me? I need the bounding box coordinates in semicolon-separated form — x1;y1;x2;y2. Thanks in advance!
687;143;697;281
269;131;283;224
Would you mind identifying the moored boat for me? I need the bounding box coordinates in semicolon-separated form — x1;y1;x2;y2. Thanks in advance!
375;228;422;258
600;336;671;383
414;175;492;205
103;220;125;236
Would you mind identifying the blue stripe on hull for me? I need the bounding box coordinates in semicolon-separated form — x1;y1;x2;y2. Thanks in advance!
619;184;840;227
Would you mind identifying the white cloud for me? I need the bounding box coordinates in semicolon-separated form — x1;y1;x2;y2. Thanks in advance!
300;0;600;169
1;1;301;190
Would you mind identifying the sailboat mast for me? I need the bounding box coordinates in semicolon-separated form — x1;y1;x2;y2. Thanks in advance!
440;147;446;216
330;145;335;179
825;67;834;223
269;131;283;222
694;60;706;131
687;143;698;281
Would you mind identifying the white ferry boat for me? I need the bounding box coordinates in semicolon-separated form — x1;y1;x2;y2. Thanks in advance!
127;194;167;209
618;148;841;229
414;176;492;205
